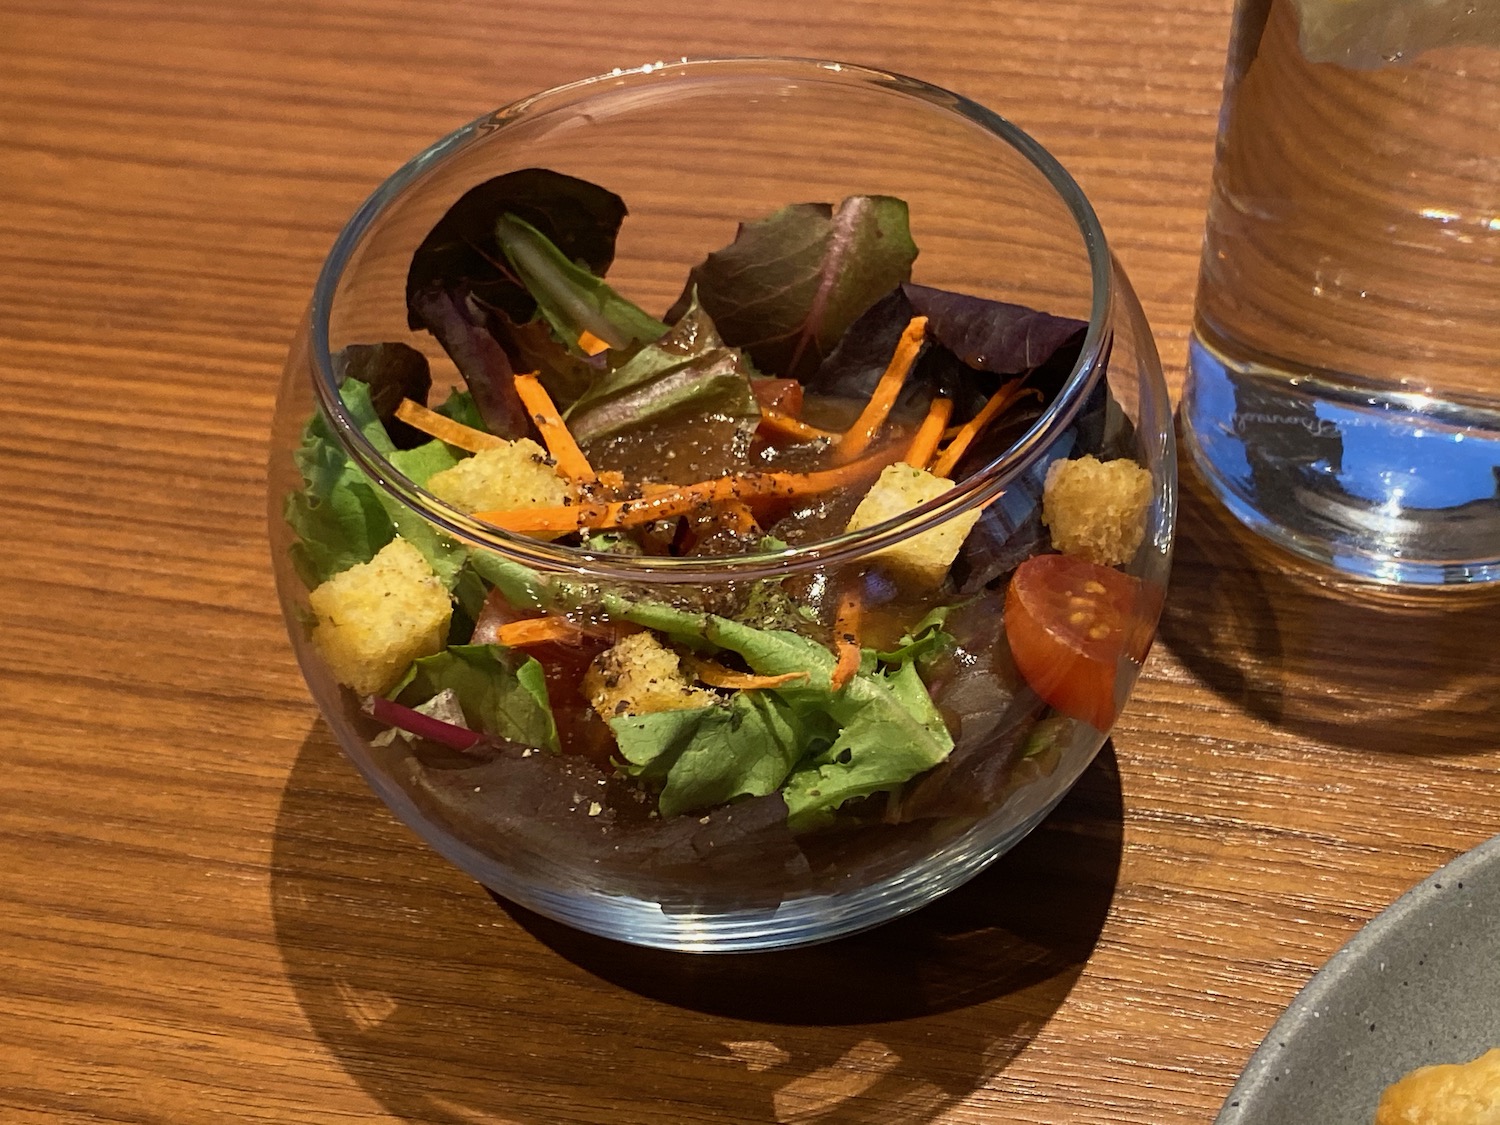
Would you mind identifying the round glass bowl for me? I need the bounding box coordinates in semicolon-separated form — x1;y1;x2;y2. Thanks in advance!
268;58;1175;952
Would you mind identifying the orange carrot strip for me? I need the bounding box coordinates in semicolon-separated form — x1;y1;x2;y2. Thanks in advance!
758;407;840;443
831;586;863;691
686;658;809;691
394;398;506;453
513;373;596;484
903;396;953;471
577;329;610;356
836;316;928;461
490;616;587;648
929;377;1026;479
474;448;898;535
711;501;760;535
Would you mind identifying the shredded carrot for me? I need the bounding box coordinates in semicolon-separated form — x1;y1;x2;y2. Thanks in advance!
758;407;840;443
929;377;1026;479
712;501;760;536
831;586;863;691
489;616;588;648
513;373;596;485
687;658;809;691
394;398;506;453
577;329;611;356
475;447;898;535
836;316;928;462
903;396;953;471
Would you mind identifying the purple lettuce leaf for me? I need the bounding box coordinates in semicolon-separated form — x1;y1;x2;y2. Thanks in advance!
330;342;432;449
809;283;1088;430
904;283;1087;384
407;285;531;438
666;196;918;381
404;168;630;436
405;167;627;330
806;287;989;422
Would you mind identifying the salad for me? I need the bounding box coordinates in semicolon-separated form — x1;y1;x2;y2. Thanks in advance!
284;168;1156;879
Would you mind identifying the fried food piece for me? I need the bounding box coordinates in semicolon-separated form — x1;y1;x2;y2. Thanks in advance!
1376;1047;1500;1125
309;537;452;696
1042;454;1153;567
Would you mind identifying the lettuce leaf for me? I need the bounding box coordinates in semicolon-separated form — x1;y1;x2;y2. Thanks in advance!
809;283;1087;432
284;475;393;588
874;604;956;666
611;692;805;818
668;196;918;381
563;295;759;445
781;668;955;831
392;644;559;753
598;594;835;691
433;387;487;432
405;168;634;437
406;286;532;438
284;379;468;588
494;213;668;353
406;168;628;330
331;342;432;448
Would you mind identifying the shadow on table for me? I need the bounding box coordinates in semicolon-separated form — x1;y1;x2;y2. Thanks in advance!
270;726;1124;1125
1159;449;1500;755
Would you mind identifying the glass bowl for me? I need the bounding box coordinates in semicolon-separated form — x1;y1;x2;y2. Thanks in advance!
267;57;1175;952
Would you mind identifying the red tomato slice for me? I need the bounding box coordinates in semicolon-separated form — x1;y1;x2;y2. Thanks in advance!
751;377;803;415
1004;553;1146;731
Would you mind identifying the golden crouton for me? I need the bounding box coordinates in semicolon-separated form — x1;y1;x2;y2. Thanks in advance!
1042;454;1153;566
1376;1047;1500;1125
425;440;569;515
844;462;983;587
583;631;717;720
309;537;452;696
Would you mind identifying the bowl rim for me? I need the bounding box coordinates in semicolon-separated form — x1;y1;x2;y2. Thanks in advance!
306;56;1116;583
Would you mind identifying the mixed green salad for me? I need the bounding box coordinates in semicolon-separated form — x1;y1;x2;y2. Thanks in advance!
284;168;1156;871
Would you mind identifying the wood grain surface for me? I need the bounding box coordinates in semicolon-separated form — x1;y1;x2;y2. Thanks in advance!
4;2;1499;1123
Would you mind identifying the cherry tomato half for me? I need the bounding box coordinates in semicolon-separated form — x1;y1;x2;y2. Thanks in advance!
1003;553;1147;731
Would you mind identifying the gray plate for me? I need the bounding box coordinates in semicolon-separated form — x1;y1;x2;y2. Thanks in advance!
1216;833;1500;1124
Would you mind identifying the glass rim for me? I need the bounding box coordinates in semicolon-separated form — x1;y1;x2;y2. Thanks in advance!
306;55;1115;583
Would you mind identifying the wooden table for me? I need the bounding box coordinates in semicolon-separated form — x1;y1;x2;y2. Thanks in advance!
5;2;1499;1122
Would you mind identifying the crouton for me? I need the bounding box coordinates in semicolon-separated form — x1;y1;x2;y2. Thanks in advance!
1042;455;1153;566
425;440;570;515
583;631;717;719
844;462;984;587
309;537;452;696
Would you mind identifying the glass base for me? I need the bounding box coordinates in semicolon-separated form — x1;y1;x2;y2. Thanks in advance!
1181;329;1500;586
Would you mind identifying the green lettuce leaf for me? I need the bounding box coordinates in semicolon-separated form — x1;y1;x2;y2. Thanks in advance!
388;439;461;486
563;295;760;445
434;387;488;432
781;668;955;831
875;604;957;667
285;380;397;587
611;692;806;818
340;379;469;587
393;644;558;753
285;378;472;589
494;213;668;353
284;476;393;588
467;550;548;613
599;594;835;690
668;196;918;380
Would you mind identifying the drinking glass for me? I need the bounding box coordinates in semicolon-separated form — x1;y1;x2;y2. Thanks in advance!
1182;0;1500;585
